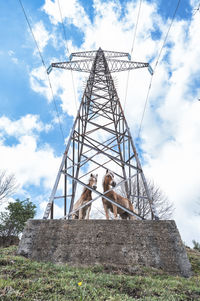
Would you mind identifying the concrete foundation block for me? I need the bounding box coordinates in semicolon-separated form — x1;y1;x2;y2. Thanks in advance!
18;220;192;277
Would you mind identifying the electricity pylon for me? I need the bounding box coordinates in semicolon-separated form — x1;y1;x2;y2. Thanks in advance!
43;48;157;220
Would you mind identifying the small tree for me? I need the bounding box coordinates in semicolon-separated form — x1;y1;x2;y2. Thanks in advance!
0;199;36;237
120;178;174;219
0;170;18;203
192;240;200;252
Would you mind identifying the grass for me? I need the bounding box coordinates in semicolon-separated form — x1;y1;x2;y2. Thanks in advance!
0;246;200;300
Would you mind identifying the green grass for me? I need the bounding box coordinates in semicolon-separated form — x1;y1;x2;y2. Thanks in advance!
0;246;200;300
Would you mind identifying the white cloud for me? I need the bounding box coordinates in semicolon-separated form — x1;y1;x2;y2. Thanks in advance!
42;0;91;30
32;21;52;54
0;115;61;196
0;197;15;213
0;114;50;138
30;66;52;101
8;50;19;64
38;201;64;219
30;65;80;117
8;50;15;56
190;0;200;8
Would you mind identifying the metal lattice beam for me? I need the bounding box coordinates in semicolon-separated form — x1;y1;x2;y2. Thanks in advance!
70;49;130;59
47;59;150;74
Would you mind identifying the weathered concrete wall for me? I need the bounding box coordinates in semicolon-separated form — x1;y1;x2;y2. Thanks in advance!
18;220;192;277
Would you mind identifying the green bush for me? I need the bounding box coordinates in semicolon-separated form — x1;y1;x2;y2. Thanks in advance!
192;240;200;252
0;199;36;237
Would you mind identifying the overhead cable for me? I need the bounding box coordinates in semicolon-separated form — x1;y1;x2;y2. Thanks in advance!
130;0;143;55
123;0;143;113
18;0;65;143
57;0;78;111
57;0;70;54
137;0;181;139
193;2;200;15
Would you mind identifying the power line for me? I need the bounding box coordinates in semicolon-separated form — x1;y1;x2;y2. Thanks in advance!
193;3;200;15
18;0;46;69
18;0;65;143
130;0;143;55
137;76;153;138
137;0;181;139
124;0;143;113
57;0;78;112
57;0;70;55
153;0;181;75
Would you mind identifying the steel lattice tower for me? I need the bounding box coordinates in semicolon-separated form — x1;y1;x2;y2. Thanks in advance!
43;48;157;220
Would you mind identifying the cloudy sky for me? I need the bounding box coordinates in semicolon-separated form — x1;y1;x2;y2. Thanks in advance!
0;0;200;246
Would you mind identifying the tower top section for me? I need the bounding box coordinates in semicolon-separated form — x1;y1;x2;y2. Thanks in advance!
47;48;153;75
69;48;131;60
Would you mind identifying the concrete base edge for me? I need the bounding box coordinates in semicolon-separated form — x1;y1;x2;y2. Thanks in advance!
18;220;192;277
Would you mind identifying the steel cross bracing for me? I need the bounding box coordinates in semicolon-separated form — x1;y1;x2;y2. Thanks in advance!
47;48;153;75
43;48;158;220
47;59;150;74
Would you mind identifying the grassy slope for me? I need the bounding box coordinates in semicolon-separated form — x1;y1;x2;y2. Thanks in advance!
0;246;200;301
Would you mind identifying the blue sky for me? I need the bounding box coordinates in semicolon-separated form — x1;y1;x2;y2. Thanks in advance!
0;0;200;246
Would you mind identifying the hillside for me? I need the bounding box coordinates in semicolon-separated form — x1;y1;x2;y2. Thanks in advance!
0;246;200;300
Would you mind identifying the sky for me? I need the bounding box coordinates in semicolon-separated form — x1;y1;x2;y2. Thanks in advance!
0;0;200;247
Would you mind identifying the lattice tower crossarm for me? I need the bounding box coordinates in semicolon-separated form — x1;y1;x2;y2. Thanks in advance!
43;48;158;220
